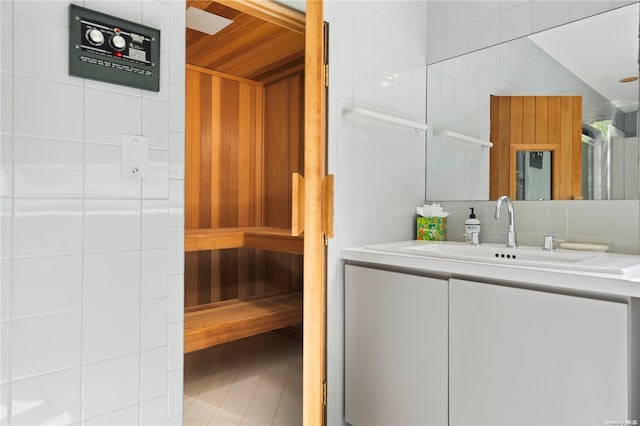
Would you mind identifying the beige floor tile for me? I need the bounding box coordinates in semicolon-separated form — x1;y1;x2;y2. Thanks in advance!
184;333;302;426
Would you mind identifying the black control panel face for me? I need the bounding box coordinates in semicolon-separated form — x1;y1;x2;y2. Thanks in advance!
69;5;160;91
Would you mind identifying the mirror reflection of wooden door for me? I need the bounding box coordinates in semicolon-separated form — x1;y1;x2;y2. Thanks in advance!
490;95;583;200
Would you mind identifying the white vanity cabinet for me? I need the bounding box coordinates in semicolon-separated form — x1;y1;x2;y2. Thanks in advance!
449;278;628;426
344;265;448;426
344;262;637;426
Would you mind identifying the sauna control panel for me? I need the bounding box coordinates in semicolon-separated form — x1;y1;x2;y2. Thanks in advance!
69;4;160;91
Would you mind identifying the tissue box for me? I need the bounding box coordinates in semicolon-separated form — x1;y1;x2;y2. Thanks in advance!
417;217;447;241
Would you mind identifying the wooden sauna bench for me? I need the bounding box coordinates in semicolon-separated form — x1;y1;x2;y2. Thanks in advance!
184;227;304;353
185;227;304;255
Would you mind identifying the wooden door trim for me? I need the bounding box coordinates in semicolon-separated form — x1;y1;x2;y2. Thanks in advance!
303;1;326;425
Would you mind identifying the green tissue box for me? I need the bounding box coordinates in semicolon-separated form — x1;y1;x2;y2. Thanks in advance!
417;217;447;241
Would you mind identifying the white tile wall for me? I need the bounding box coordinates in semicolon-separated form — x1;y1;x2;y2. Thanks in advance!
143;150;170;199
82;404;140;426
12;255;82;317
11;367;82;425
83;303;140;363
532;1;571;33
141;395;169;426
11;311;81;380
13;137;83;198
13;13;74;83
84;143;142;199
0;135;12;199
82;354;140;420
13;198;83;257
141;347;169;401
141;298;169;350
0;383;8;425
142;249;169;300
84;199;141;252
0;1;185;425
85;89;142;145
1;260;11;322
0;322;9;383
83;251;141;308
142;199;169;249
14;77;84;141
325;1;428;424
427;0;635;64
499;1;532;42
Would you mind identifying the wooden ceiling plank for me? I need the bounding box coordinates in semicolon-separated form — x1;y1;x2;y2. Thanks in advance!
186;0;306;82
201;3;242;19
210;30;301;68
187;21;278;68
186;14;260;60
258;61;305;84
186;29;209;47
226;48;305;81
216;33;304;76
187;1;217;11
215;0;305;34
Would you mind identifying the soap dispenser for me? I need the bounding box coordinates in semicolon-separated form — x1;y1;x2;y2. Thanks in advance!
464;207;481;243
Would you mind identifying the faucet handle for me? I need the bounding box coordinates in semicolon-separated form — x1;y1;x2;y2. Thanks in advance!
543;235;565;251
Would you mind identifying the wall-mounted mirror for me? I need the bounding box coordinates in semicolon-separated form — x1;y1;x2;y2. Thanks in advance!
426;2;639;201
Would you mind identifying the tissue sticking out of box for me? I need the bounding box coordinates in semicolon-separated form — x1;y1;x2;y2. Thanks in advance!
416;203;449;218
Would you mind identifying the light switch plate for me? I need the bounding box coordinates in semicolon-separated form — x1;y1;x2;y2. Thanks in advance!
121;134;149;179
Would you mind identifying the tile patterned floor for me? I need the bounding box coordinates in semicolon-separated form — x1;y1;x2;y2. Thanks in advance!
183;332;303;426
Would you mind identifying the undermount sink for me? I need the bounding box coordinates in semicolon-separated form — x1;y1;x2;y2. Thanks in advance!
362;240;640;279
400;242;597;263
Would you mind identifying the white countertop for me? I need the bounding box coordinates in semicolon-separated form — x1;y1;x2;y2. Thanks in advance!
341;240;640;299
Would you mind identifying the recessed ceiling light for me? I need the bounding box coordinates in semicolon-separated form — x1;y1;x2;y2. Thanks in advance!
619;76;638;83
186;7;233;36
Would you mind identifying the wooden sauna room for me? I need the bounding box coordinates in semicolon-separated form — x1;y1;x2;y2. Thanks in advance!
183;1;306;354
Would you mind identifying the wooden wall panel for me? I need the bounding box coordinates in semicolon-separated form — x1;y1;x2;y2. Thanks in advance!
490;95;582;200
185;65;303;307
489;97;500;199
490;96;513;199
522;97;536;145
535;96;549;145
186;66;264;230
510;96;523;146
264;73;305;228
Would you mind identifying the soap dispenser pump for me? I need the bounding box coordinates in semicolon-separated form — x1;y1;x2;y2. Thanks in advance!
464;207;481;243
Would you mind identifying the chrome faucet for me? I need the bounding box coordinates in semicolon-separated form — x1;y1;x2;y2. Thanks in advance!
495;195;517;248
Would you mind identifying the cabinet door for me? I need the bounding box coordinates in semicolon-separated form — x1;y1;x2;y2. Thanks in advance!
345;265;448;426
449;279;628;426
